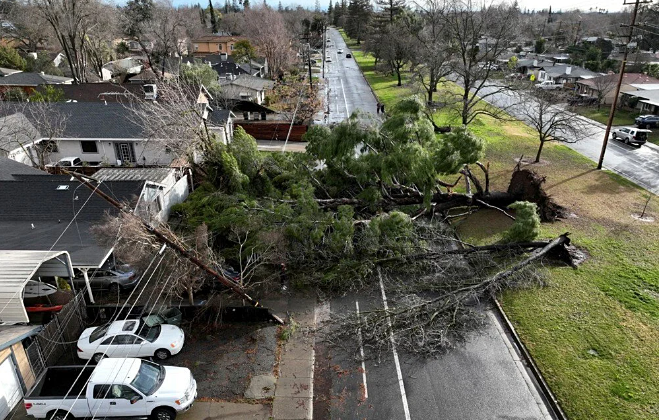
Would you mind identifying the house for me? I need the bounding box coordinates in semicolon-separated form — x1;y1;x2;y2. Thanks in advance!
192;35;247;56
0;72;73;96
1;323;42;418
101;57;144;81
515;57;554;79
208;109;236;145
537;64;598;85
182;54;267;79
94;167;192;224
0;102;177;167
621;89;659;114
219;75;275;105
577;73;659;105
0;169;149;303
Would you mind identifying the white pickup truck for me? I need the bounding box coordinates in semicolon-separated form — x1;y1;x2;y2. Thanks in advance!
24;358;196;420
534;80;563;90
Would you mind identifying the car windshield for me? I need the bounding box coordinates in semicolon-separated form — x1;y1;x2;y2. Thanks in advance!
90;324;110;342
137;323;161;343
130;360;165;396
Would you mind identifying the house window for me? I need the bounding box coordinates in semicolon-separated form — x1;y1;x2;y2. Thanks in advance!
230;44;235;51
218;44;222;51
194;44;198;51
80;141;98;153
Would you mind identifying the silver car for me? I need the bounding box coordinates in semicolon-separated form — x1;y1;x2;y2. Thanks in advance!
611;127;650;147
72;267;140;294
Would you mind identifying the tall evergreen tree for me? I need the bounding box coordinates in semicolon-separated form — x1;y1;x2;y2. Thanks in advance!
346;0;371;43
209;0;219;33
278;0;282;11
375;0;405;23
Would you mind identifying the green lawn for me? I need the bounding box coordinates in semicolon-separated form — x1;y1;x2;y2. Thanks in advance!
340;28;659;420
573;106;659;145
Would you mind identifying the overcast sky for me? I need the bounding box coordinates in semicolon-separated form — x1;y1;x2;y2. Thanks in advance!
180;0;628;13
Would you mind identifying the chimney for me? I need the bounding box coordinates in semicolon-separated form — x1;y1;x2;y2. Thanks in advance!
566;66;572;75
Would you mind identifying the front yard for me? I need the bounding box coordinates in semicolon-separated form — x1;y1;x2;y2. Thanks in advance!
573;106;659;146
340;29;659;420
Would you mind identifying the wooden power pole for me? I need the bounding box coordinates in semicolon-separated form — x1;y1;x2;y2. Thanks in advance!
597;0;648;170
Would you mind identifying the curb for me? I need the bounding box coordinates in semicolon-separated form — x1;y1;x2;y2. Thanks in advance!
492;298;568;420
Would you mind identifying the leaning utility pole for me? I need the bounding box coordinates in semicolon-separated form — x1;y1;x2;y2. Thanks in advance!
66;170;284;324
597;0;648;169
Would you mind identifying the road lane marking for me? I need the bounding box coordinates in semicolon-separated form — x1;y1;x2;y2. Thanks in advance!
355;300;368;399
340;77;350;116
377;267;412;420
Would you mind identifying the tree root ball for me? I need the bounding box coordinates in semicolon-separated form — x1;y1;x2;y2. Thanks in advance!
507;168;567;222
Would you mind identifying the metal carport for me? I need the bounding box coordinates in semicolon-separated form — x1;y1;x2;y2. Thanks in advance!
0;250;75;324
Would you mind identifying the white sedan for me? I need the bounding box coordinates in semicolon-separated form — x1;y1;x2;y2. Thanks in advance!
77;319;185;363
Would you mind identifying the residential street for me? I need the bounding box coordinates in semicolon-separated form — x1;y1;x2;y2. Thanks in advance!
477;84;659;195
324;29;379;124
313;27;555;420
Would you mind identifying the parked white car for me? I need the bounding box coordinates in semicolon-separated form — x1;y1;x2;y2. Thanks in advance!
611;127;650;147
78;319;185;363
535;80;563;90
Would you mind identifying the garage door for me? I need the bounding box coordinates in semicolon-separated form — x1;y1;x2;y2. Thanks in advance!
0;357;23;420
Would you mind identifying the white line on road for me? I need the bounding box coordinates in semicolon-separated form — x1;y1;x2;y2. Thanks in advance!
355;301;368;400
377;267;411;420
340;77;350;117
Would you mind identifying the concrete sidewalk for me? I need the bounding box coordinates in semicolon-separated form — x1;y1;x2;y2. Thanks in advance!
180;294;318;420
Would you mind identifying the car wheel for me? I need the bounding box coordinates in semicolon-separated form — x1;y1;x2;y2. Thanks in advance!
154;349;171;360
151;407;176;420
625;137;630;145
49;410;73;420
93;353;106;364
108;283;121;295
612;133;617;140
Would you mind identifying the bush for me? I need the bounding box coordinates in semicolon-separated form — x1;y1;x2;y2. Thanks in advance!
503;201;541;243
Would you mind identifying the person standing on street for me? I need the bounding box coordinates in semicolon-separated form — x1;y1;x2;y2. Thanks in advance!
376;103;381;114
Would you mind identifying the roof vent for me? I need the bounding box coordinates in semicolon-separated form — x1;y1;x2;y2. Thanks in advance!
56;185;69;190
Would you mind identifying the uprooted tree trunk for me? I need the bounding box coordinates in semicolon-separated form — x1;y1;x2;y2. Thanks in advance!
324;233;574;357
300;163;565;223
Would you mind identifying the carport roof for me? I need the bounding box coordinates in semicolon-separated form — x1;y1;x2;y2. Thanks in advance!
0;250;73;325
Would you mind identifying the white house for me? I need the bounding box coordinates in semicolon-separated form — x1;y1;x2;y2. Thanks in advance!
94;167;191;224
219;75;275;105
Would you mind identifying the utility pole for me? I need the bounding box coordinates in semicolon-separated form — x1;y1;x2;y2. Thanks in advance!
307;44;313;89
322;23;326;79
597;0;648;169
65;170;284;324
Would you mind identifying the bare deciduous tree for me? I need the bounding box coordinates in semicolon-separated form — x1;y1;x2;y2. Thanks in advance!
443;0;519;125
0;101;67;169
36;0;99;82
518;89;594;163
243;6;295;78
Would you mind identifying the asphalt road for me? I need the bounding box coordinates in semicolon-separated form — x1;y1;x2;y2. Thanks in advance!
315;28;554;420
476;83;659;195
323;28;379;124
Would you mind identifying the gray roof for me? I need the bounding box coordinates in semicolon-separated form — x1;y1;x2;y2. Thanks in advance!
209;109;233;126
0;102;144;139
0;176;145;267
94;167;174;183
221;75;275;91
0;72;73;86
0;157;49;180
540;64;598;79
0;67;22;77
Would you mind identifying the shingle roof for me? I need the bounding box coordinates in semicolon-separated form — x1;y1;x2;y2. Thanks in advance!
0;177;145;267
0;157;48;181
0;102;145;139
220;74;275;91
541;64;598;79
0;72;73;86
208;109;233;126
44;83;146;102
193;35;247;43
577;73;659;88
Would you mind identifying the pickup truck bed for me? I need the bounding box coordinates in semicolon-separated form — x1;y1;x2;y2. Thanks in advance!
27;366;94;398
